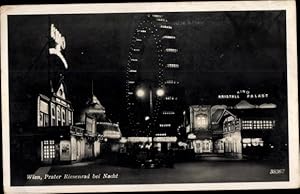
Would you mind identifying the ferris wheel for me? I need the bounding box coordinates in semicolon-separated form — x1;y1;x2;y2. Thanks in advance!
125;14;180;136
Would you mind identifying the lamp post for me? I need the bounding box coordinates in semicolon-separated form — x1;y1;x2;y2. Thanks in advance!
136;87;165;117
136;86;165;147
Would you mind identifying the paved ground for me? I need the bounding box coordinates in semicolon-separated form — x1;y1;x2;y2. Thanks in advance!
25;158;289;185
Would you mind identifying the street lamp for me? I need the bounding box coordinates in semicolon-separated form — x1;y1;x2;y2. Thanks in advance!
136;86;165;148
136;88;146;98
136;86;165;116
156;88;165;97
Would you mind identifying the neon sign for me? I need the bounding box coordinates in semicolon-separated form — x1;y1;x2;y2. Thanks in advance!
218;90;269;99
49;24;68;69
153;136;177;142
127;137;152;142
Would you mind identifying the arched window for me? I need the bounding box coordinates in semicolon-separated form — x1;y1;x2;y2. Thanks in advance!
68;111;72;125
62;110;65;126
57;107;61;126
39;113;43;126
196;114;208;129
52;107;55;116
60;89;63;95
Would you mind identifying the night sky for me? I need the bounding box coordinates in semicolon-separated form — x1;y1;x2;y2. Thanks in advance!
8;11;287;127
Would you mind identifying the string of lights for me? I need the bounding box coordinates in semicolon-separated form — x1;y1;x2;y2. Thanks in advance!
125;14;180;137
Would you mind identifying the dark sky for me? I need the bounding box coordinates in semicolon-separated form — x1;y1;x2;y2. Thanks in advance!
8;11;287;126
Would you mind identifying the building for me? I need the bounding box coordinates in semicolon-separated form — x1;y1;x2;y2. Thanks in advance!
37;76;73;128
229;100;279;159
183;99;279;159
186;105;213;153
78;92;122;154
11;75;105;166
11;76;123;166
210;107;242;158
37;75;102;164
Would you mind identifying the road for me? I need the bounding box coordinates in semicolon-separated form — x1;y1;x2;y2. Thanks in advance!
25;158;289;185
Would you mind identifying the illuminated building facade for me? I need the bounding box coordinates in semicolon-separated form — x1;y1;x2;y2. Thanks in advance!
210;108;242;158
186;105;214;154
78;92;122;154
36;76;102;164
11;23;107;165
229;108;277;158
37;76;73;128
36;80;123;164
184;98;278;159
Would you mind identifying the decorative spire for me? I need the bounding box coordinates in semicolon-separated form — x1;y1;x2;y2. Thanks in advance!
59;73;64;81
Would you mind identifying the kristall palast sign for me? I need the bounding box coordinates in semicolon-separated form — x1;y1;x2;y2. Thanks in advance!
218;90;269;99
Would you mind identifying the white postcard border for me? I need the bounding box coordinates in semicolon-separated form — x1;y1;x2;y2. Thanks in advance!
1;1;299;192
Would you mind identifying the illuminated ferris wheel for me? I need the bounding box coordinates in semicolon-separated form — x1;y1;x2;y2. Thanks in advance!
125;14;181;136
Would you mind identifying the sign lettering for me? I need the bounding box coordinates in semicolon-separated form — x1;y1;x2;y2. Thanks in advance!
49;24;68;69
218;90;269;99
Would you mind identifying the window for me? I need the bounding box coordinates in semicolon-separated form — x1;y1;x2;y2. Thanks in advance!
242;120;253;129
57;108;60;120
39;113;43;126
39;112;49;127
62;114;65;126
262;120;274;129
242;138;264;148
51;107;56;126
38;99;49;127
56;107;61;126
243;120;275;130
196;114;208;129
61;109;65;126
44;114;49;126
43;140;55;159
68;111;72;125
52;118;56;126
52;107;55;116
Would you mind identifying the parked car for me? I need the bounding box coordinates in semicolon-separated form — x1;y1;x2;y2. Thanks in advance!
132;149;162;168
135;158;161;169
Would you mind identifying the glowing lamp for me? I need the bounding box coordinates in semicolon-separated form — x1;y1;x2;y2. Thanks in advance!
156;88;165;97
136;88;145;98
